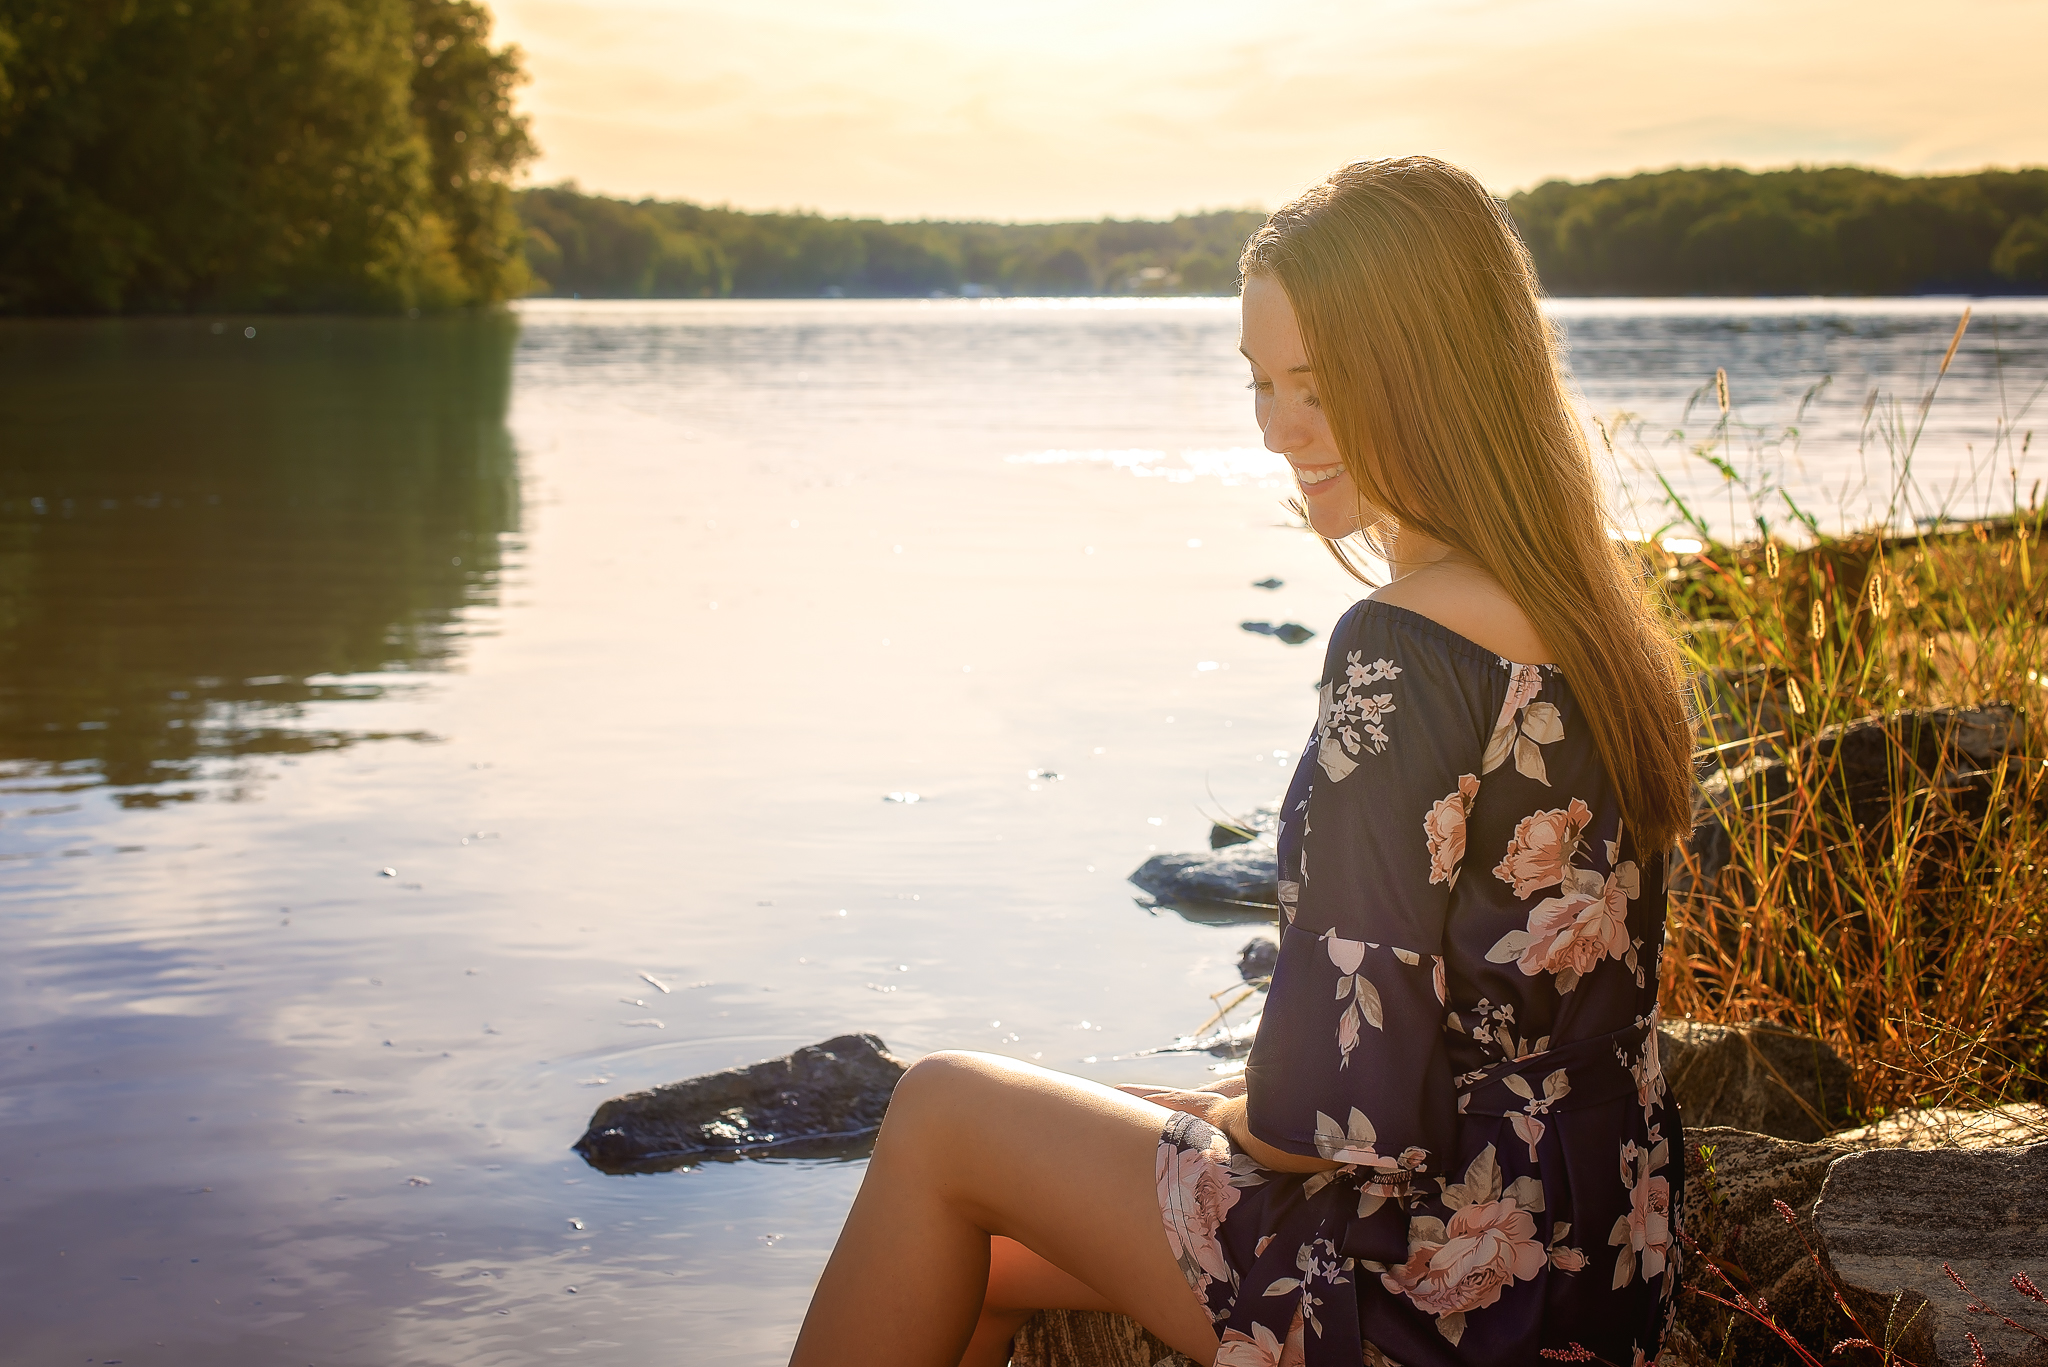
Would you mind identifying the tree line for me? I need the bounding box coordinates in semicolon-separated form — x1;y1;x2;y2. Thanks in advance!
517;187;1262;299
0;0;534;313
1507;166;2048;295
523;167;2048;301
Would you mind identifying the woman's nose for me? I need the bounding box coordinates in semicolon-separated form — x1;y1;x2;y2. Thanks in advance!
1262;403;1305;455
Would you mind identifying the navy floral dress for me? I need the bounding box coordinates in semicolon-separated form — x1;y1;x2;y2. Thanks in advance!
1154;602;1680;1367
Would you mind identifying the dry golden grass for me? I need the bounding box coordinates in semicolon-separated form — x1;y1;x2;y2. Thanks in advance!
1604;319;2048;1121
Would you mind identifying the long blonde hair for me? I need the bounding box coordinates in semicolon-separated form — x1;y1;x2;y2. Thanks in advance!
1240;156;1694;853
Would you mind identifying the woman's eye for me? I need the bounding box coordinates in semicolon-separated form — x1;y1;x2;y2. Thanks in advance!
1303;393;1321;408
1246;379;1271;393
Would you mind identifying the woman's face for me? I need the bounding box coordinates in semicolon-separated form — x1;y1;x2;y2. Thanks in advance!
1240;273;1361;540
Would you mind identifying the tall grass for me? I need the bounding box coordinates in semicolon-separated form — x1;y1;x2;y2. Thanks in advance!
1599;314;2048;1121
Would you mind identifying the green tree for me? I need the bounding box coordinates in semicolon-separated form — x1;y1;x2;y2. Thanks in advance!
0;0;533;314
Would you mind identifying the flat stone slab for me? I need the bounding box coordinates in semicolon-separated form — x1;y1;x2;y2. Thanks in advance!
573;1033;906;1173
1831;1103;2048;1150
1816;1143;2048;1366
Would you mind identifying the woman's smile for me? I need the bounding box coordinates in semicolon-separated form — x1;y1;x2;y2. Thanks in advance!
1289;459;1346;489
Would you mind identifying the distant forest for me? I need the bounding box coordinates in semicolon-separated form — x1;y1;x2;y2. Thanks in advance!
522;167;2048;301
517;187;1261;299
3;0;2044;313
1510;166;2048;295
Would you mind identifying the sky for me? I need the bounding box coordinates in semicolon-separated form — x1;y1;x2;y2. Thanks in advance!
488;0;2048;222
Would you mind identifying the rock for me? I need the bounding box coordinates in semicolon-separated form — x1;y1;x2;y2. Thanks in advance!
1692;664;1799;763
1012;1309;1195;1367
1677;1126;1866;1366
572;1033;905;1173
1237;936;1278;982
1816;1143;2048;1366
1208;801;1279;849
1128;843;1278;914
1239;620;1316;645
1831;1103;2048;1149
1672;703;2023;896
1659;1020;1859;1140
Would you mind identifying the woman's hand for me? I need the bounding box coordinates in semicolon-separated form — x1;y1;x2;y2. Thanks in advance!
1113;1083;1236;1127
1115;1081;1338;1174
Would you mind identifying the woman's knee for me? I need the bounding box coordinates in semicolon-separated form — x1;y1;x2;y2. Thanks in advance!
883;1050;1008;1146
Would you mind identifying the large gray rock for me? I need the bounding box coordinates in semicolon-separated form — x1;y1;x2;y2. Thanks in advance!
572;1033;905;1173
1672;703;2023;896
1675;1126;1865;1366
1817;1144;2048;1366
1128;843;1278;916
1660;1019;1860;1140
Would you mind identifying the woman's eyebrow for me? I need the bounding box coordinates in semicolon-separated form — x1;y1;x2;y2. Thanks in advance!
1238;346;1313;374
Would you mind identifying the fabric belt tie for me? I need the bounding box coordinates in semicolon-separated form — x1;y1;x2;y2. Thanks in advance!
1338;1020;1653;1264
1456;1019;1652;1118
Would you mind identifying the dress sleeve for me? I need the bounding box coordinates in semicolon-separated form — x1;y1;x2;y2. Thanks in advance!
1244;605;1489;1186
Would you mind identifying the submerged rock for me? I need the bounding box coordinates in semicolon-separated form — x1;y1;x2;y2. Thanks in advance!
572;1033;906;1173
1129;843;1278;914
1817;1143;2048;1366
1237;936;1278;982
1659;1019;1860;1141
1239;620;1317;645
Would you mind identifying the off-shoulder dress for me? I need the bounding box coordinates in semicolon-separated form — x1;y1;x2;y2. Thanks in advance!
1154;601;1681;1367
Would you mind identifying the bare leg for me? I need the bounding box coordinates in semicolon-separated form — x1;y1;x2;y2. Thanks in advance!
789;1051;1220;1367
960;1237;1115;1367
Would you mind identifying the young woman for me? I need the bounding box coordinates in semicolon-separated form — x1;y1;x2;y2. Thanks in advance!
790;155;1695;1367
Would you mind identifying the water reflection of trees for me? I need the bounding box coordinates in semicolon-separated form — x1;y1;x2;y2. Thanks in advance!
0;315;521;797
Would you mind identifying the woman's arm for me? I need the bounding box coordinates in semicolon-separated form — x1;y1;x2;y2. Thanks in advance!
1115;1084;1340;1174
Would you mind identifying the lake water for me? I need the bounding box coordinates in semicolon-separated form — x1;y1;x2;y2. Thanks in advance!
3;296;2045;1365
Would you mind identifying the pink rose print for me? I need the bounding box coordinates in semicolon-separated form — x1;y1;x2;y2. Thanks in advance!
1215;1307;1305;1367
1609;1140;1673;1290
1486;860;1640;992
1326;934;1384;1066
1326;934;1366;975
1157;1141;1241;1287
1492;799;1593;899
1382;1196;1545;1318
1423;774;1481;887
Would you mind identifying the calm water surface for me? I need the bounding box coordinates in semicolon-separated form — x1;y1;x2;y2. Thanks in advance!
3;297;2045;1365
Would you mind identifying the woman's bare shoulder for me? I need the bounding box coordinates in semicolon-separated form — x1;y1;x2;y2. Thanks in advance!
1368;562;1554;665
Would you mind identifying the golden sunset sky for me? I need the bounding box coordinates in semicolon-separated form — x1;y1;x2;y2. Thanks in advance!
490;0;2048;221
